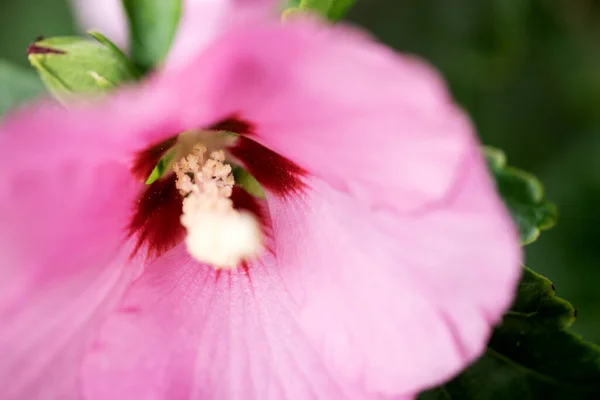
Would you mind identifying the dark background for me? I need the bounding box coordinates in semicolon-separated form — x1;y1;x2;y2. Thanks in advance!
1;0;598;343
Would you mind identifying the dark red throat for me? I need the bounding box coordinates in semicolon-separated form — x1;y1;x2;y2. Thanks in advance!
213;116;306;197
127;116;305;260
128;173;186;259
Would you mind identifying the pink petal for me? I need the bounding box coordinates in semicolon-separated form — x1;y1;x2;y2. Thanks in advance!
0;250;140;400
0;89;176;398
0;130;137;398
157;19;473;213
166;0;277;70
266;149;521;395
82;245;404;400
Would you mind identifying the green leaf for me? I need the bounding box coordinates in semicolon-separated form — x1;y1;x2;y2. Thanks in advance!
0;61;45;116
28;35;139;104
508;268;575;330
419;267;600;400
282;0;356;21
123;0;182;71
485;146;558;245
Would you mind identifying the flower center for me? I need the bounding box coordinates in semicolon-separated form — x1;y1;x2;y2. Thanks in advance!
172;144;264;269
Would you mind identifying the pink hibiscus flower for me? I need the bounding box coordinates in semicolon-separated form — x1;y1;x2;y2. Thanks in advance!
0;2;521;399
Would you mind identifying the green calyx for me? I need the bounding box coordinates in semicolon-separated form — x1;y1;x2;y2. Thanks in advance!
28;32;139;104
145;149;177;185
282;0;357;21
232;166;265;199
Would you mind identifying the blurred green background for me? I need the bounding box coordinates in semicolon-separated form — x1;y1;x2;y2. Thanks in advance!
1;0;598;343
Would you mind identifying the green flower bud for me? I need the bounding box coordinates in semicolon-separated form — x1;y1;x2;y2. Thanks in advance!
27;32;139;104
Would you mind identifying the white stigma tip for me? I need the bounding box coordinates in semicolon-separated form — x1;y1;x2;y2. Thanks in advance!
174;145;264;269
